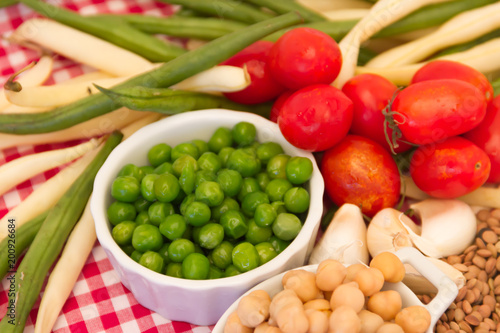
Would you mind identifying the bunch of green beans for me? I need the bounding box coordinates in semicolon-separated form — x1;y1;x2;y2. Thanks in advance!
0;132;123;333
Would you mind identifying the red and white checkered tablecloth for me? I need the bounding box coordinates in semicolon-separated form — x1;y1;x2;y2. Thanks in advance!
0;1;214;332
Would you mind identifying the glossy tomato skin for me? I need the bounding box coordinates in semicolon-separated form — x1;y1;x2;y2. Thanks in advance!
410;136;491;198
320;135;401;217
268;27;342;91
221;40;285;104
463;96;500;183
342;73;413;154
270;90;294;123
392;79;487;145
279;84;353;152
411;60;494;103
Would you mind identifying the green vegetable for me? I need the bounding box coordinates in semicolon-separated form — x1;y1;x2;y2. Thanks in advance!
241;0;325;22
232;242;260;272
181;253;210;279
132;224;164;252
267;154;290;179
168;238;196;262
255;241;278;265
0;12;303;134
211;241;234;269
112;221;137;246
147;143;172;167
283;187;310;214
492;77;500;97
111;176;140;202
265;178;293;203
198;223;225;249
107;201;137;226
272;213;302;241
138;251;165;273
286;156;313;185
0;131;122;333
232;121;257;147
159;214;187;241
154;173;180;203
1;0;18;8
245;219;273;244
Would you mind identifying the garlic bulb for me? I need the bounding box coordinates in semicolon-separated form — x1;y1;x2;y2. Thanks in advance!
308;203;369;266
402;199;476;258
366;207;420;258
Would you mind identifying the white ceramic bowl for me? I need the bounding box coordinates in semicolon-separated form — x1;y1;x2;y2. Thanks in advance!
91;109;325;325
213;247;459;333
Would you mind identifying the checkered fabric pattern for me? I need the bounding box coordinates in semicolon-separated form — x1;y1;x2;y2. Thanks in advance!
0;1;214;332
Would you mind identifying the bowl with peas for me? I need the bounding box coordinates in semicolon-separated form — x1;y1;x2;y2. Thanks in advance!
91;109;324;325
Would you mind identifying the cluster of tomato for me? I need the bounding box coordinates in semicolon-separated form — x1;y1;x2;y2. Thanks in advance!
220;27;500;218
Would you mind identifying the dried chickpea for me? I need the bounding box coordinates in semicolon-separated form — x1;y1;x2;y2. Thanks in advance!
394;305;431;333
366;290;402;321
344;263;366;283
224;311;253;333
304;299;331;313
237;290;272;328
283;269;322;302
330;283;365;313
375;323;404;333
329;305;361;333
370;252;405;283
358;309;384;333
316;259;347;291
254;322;281;333
305;308;329;333
354;267;385;296
269;289;309;333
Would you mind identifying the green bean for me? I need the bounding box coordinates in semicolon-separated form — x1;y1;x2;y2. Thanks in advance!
492;78;500;97
19;0;186;62
264;20;357;42
1;0;18;8
158;0;275;24
0;211;49;281
0;12;302;134
116;14;247;40
375;0;498;38
95;86;272;118
241;0;325;22
0;132;123;333
432;28;500;58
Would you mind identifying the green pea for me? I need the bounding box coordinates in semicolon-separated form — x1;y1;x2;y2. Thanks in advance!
224;264;241;277
132;224;164;252
195;170;217;188
211;197;240;221
157;243;172;265
191;226;202;244
139;251;165;273
159;214;187;241
111;175;140;202
118;163;145;182
245;219;273;244
237;177;261;202
140;165;155;176
256;172;271;191
179;161;196;195
256;142;284;164
241;191;270;217
191;139;209;155
284;187;310;214
232;121;256;146
227;148;261;177
267;154;290;179
182;253;210;280
286;156;313;185
198;152;222;173
184;201;211;227
134;196;152;213
148;201;175;226
140;174;158;202
208;265;224;279
269;235;290;254
255;242;278;265
211;241;234;270
153;161;174;175
131;250;143;263
271;201;287;215
265;178;293;202
182;225;193;239
220;210;248;239
120;244;135;256
218;147;235;167
195;181;224;207
194;243;205;254
217;169;243;198
148;143;172;167
135;211;150;225
232;242;260;272
254;203;277;227
107;201;136;226
272;213;302;241
208;127;233;153
172;154;198;177
171;142;199;161
165;262;183;278
112;221;137;246
168;238;195;263
198;223;224;249
172;189;187;206
180;193;196;216
154;173;180;203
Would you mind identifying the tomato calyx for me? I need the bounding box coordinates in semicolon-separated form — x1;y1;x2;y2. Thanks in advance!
381;88;414;155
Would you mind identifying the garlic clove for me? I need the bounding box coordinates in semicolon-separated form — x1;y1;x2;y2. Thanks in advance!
366;208;419;258
403;199;476;258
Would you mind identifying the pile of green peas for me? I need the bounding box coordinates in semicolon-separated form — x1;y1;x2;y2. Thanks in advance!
107;121;313;280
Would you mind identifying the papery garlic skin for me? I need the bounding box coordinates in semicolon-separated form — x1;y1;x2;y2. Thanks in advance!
308;204;369;265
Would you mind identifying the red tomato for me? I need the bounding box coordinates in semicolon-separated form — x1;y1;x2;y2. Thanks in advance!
411;60;494;103
268;27;342;90
342;73;413;154
463;95;500;183
269;90;294;123
279;84;353;152
320;135;401;217
220;40;285;104
410;136;491;198
391;79;487;145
